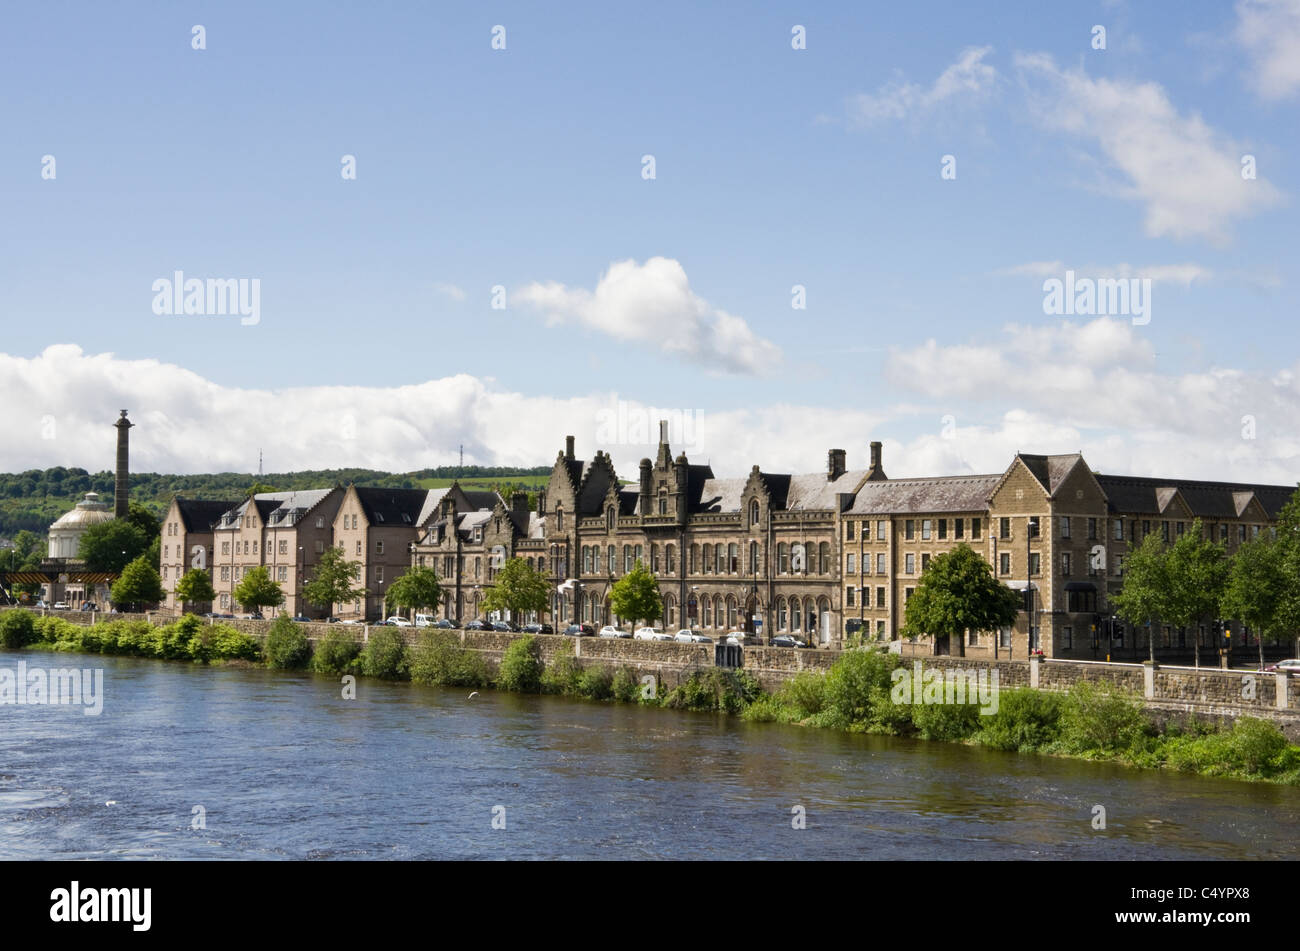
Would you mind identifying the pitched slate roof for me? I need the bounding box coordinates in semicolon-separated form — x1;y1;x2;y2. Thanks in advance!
846;474;1003;515
174;498;238;533
1016;453;1084;496
218;489;336;527
1095;475;1295;519
694;477;748;513
416;488;451;527
354;487;428;526
785;470;867;511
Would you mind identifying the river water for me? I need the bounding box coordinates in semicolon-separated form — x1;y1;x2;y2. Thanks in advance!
1;649;1295;860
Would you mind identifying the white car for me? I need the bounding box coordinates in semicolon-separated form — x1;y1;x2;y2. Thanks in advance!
724;631;756;646
599;625;630;638
52;602;70;610
414;614;435;628
385;616;413;627
674;629;712;643
634;627;672;641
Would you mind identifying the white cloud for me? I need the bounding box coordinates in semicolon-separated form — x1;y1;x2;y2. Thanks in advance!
847;46;997;124
1236;0;1300;99
1015;52;1283;244
433;282;466;302
515;257;781;376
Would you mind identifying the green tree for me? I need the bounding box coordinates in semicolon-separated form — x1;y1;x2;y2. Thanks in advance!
900;544;1022;657
1222;534;1288;671
301;545;366;615
385;565;443;619
12;530;40;561
245;482;277;498
608;561;662;631
6;531;44;599
79;519;149;573
110;555;165;610
173;569;217;611
1272;487;1300;657
481;557;549;622
1111;531;1170;663
1163;519;1228;668
264;613;311;669
123;501;161;548
232;565;285;614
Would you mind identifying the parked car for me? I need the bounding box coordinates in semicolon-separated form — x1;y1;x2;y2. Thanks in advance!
372;620;396;626
491;620;519;632
325;617;342;624
33;600;48;609
634;627;672;641
291;615;313;623
433;619;458;629
236;612;264;620
386;616;414;627
724;631;757;646
1264;658;1300;675
52;602;70;610
340;619;361;625
80;601;98;612
465;620;489;631
674;629;713;643
519;623;554;634
772;634;809;648
599;625;631;639
414;614;435;628
564;623;596;636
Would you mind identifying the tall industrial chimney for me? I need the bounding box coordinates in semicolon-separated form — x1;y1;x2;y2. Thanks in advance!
114;410;133;518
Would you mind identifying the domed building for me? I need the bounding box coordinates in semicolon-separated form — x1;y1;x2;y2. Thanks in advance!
47;491;115;559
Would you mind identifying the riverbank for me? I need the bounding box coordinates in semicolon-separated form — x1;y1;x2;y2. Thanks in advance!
3;610;1298;786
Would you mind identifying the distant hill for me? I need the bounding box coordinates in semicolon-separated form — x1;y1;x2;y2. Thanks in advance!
0;465;552;538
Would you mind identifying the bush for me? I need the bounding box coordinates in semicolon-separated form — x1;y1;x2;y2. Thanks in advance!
311;629;362;674
576;665;614;700
661;670;762;713
911;697;983;741
265;615;312;669
780;670;827;718
815;650;904;732
541;640;583;695
155;615;202;659
360;627;409;679
34;615;82;648
741;693;801;723
1057;682;1149;755
976;688;1064;752
109;620;154;656
496;635;542;693
410;630;488;687
1165;717;1294;777
0;610;37;649
611;666;643;703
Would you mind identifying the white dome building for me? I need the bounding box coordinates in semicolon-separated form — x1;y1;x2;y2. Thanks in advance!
47;491;115;559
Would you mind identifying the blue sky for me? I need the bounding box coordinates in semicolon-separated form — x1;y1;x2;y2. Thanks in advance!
2;1;1297;482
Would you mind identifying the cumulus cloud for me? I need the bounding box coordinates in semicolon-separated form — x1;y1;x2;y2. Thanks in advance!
1015;52;1283;244
1236;0;1300;99
846;46;997;124
515;257;781;375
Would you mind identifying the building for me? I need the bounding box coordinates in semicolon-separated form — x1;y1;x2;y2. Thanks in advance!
160;497;239;612
331;485;436;619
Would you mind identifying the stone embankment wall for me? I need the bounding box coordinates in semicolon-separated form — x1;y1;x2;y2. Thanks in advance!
6;607;1297;736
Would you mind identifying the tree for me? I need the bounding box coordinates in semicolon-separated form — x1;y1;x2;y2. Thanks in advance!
481;557;550;622
301;545;366;615
232;565;285;614
79;519;149;573
174;569;217;612
110;555;165;611
608;561;662;631
1272;487;1300;657
123;501;161;547
1222;535;1288;671
1162;519;1228;668
245;482;277;498
1111;532;1170;663
900;543;1021;657
385;565;443;618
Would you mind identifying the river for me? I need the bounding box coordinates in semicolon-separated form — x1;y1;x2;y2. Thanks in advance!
1;649;1295;860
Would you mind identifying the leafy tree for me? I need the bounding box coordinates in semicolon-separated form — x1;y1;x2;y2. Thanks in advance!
1163;519;1228;668
301;545;366;614
110;555;165;610
385;565;443;618
497;635;542;692
481;557;549;622
245;482;277;498
264;613;311;669
1222;535;1289;671
173;569;217;611
232;565;285;614
12;530;40;561
900;544;1021;657
79;519;149;573
608;561;662;631
1272;487;1300;657
124;501;161;547
1111;532;1170;663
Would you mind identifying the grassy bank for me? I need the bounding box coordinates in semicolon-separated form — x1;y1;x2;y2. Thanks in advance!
3;610;1297;785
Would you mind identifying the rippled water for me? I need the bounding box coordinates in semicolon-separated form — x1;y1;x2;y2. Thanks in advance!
1;649;1296;859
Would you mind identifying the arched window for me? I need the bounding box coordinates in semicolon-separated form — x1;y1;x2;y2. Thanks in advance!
634;544;644;567
663;594;676;627
651;544;660;573
703;597;713;627
556;507;563;532
666;544;676;574
658;490;668;515
606;507;615;532
726;595;737;629
749;498;760;528
777;598;788;630
714;595;724;628
623;545;632;572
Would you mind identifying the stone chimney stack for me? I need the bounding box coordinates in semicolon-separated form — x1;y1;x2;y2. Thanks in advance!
827;448;846;481
865;441;887;482
638;458;653;515
113;410;133;518
512;490;530;526
565;435;575;460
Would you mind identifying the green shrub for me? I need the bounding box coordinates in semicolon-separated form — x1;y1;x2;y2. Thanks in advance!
155;615;202;659
410;630;488;687
1057;682;1149;755
264;614;312;669
976;688;1064;752
110;620;154;656
34;615;82;648
661;670;762;713
611;666;642;703
741;693;801;723
496;635;542;693
815;650;903;731
0;610;37;649
576;665;614;700
780;670;827;718
911;697;983;741
311;629;362;674
360;627;409;679
541;640;582;695
1167;717;1295;777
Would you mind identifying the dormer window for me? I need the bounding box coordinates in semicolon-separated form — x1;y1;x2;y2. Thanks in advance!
749;499;760;528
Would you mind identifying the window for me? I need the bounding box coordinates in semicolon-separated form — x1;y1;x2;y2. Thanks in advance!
1061;553;1071;576
728;543;739;573
607;508;615;532
277;566;288;582
877;521;886;541
556;508;563;531
658;493;667;515
279;540;288;555
1061;626;1072;649
750;499;760;528
861;521;871;540
1176;521;1185;536
356;541;362;556
1162;521;1170;542
624;545;632;573
905;553;915;574
876;553;885;574
1251;524;1261;538
1060;517;1070;539
846;587;855;607
315;540;324;554
971;518;981;540
778;599;787;630
955;518;964;539
877;620;886;637
921;520;931;541
316;516;324;529
1028;516;1039;539
999;626;1012;648
920;553;930;571
1000;517;1011;539
1116;554;1125;577
635;545;644;568
376;566;384;583
845;520;855;541
747;542;758;574
376;541;384;555
243;540;249;554
999;553;1010;575
938;519;947;540
905;520;915;540
1219;524;1228;542
778;543;788;573
1113;519;1123;541
1142;520;1151;536
221;542;230;555
669;545;677;574
876;587;885;608
1238;524;1247;542
608;545;615;574
846;553;856;574
1088;518;1097;540
1029;552;1040;576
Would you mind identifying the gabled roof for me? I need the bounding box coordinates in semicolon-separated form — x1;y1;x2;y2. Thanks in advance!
1014;453;1085;497
1095;474;1295;519
416;488;451;527
174;498;238;533
694;477;748;514
785;470;867;511
847;474;1003;515
354;487;428;527
218;488;336;528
